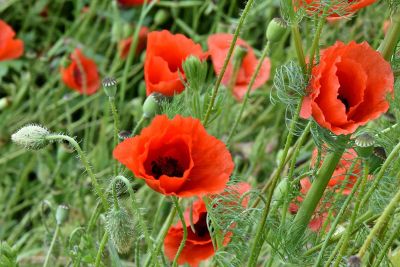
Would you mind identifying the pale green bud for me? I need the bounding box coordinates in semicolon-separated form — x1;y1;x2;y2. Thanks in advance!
266;18;288;43
11;124;50;150
106;207;135;254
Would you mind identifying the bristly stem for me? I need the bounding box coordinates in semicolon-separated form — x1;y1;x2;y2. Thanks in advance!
45;134;109;210
291;24;307;72
95;231;109;267
226;43;270;146
43;224;60;267
379;10;400;61
202;0;256;126
132;115;146;136
172;197;187;267
247;99;304;267
108;97;120;176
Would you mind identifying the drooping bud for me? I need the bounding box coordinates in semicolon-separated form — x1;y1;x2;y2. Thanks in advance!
56;204;70;225
266;18;288;43
102;77;118;98
354;132;375;158
143;93;165;119
11;124;50;150
105;207;135;254
154;9;170;26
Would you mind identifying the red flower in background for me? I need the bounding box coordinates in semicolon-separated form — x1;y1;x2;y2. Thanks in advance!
113;115;234;197
300;41;393;135
164;183;251;267
144;30;206;97
117;0;156;7
61;49;100;95
0;20;24;61
297;0;377;18
119;27;149;59
207;33;271;101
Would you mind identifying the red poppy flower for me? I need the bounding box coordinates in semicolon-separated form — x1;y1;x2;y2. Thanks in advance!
207;33;271;101
164;183;251;267
311;148;361;195
297;0;377;18
60;48;100;95
119;27;149;59
144;30;206;97
300;41;394;135
113;115;234;197
289;178;332;232
0;20;24;61
117;0;156;7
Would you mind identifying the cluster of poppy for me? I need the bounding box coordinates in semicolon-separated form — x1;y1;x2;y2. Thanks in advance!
290;148;362;231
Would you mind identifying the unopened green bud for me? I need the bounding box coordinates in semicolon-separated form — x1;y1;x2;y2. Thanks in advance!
354;132;375;158
266;18;288;43
11;124;50;150
143;93;164;119
182;56;208;91
102;77;118;98
273;178;289;202
154;9;170;26
106;207;135;254
56;204;69;225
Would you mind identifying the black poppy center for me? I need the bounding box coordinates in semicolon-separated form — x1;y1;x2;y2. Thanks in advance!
73;67;83;85
193;213;209;237
337;95;350;112
150;156;185;179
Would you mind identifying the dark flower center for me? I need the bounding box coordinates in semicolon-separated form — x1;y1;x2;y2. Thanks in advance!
193;213;209;237
150;156;185;179
73;67;83;85
337;95;350;112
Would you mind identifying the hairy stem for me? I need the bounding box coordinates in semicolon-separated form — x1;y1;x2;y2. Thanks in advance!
43;225;60;267
95;231;109;267
379;10;400;61
108;97;120;176
172;197;187;267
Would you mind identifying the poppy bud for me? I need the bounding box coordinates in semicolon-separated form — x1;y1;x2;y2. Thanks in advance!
105;207;135;254
182;56;208;91
102;77;118;98
154;9;169;26
142;93;164;119
273;178;289;202
56;204;69;225
266;18;288;43
354;132;375;158
11;124;50;150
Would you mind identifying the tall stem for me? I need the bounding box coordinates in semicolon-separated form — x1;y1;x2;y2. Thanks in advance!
45;134;109;210
172;197;187;267
202;0;256;126
43;225;60;267
379;11;400;61
95;231;109;267
108;97;120;176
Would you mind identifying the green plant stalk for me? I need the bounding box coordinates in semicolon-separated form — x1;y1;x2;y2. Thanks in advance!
202;0;256;126
358;172;400;260
109;97;120;177
172;197;187;267
313;161;359;266
45;134;109;210
307;8;328;75
332;162;369;267
203;196;223;250
291;143;347;240
95;231;109;267
145;205;177;267
247;100;304;267
373;220;400;267
43;225;60;267
226;43;270;146
291;24;307;72
132;115;147;136
379;11;400;61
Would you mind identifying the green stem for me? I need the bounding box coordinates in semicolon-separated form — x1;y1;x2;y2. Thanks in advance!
45;134;109;210
226;43;270;146
132;115;146;136
291;24;307;72
332;162;369;267
172;197;187;267
247;100;304;267
95;231;109;267
372;220;400;267
202;0;256;126
379;11;400;61
307;8;328;75
43;225;60;267
291;141;348;240
109;97;120;177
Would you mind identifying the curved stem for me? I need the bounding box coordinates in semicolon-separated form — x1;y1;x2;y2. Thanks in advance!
379;11;400;61
226;43;270;146
95;231;109;267
202;0;256;126
45;134;109;210
172;197;187;267
43;225;60;267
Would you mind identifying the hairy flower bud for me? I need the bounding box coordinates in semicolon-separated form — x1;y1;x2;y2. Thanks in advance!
266;18;288;43
142;93;164;119
56;204;70;225
105;207;135;254
11;124;50;150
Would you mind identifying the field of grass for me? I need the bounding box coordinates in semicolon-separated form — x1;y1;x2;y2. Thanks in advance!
1;0;400;266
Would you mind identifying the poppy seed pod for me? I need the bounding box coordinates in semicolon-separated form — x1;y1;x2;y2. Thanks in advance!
56;204;70;225
105;207;135;254
11;124;50;150
266;18;288;43
142;93;164;119
102;77;118;98
354;132;375;158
